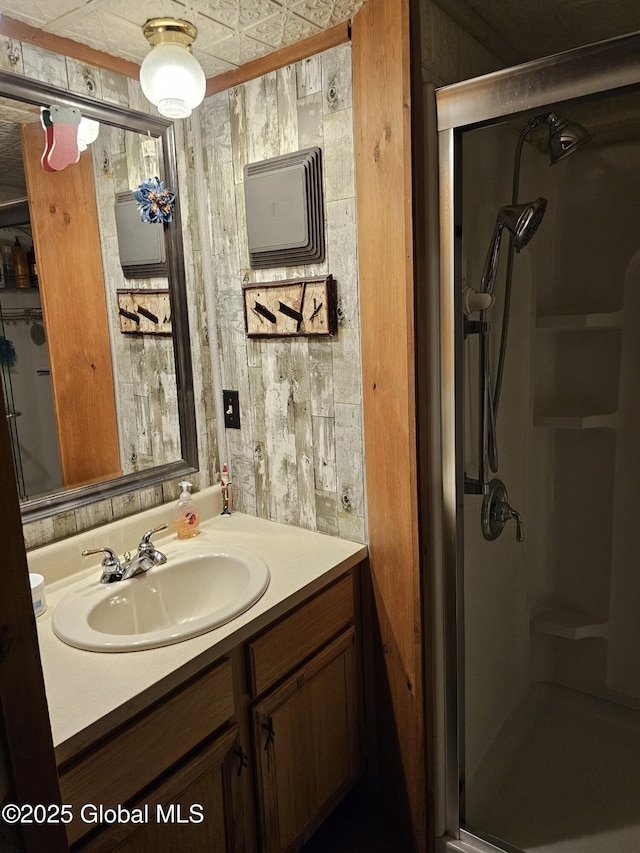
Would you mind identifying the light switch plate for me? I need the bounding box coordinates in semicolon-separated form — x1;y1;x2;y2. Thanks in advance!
223;390;241;429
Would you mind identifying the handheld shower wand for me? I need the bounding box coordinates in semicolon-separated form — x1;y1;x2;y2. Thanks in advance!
466;111;591;544
476;198;547;488
491;112;592;453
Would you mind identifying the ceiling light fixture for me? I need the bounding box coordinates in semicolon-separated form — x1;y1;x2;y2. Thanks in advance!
139;18;206;120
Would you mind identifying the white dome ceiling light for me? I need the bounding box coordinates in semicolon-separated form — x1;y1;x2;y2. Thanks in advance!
139;18;206;120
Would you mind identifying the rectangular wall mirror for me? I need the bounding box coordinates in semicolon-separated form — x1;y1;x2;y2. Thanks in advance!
0;69;197;523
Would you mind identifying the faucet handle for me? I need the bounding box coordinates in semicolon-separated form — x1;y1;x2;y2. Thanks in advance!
506;506;524;542
140;523;168;546
481;478;524;543
82;547;120;567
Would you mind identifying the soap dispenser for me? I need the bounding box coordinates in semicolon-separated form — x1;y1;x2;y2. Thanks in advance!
173;480;201;539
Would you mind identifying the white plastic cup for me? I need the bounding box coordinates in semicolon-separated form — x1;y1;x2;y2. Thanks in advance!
30;573;47;618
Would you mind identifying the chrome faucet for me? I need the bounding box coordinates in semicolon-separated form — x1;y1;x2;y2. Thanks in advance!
82;524;168;584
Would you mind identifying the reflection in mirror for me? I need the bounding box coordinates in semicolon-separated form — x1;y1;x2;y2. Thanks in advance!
0;71;197;523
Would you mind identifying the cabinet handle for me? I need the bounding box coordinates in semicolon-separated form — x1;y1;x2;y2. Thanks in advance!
262;717;275;751
234;745;249;777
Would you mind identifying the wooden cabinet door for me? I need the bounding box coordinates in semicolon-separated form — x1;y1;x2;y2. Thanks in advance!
79;725;247;853
252;629;358;853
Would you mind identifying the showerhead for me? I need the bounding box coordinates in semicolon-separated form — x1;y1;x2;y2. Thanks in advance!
546;112;592;164
498;197;547;252
480;197;547;294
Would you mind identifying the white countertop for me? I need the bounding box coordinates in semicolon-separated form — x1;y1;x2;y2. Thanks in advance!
30;490;367;765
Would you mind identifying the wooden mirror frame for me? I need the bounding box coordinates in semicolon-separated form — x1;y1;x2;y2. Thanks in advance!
0;69;198;523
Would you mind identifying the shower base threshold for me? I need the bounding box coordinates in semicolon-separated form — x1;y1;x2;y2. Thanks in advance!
462;682;640;853
439;830;509;853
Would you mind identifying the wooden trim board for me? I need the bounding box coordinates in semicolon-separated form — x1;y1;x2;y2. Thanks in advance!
21;121;121;490
352;0;426;849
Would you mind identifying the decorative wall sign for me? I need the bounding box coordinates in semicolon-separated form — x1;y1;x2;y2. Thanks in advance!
117;290;172;335
243;276;336;338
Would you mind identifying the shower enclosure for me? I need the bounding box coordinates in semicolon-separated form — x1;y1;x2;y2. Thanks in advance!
0;288;62;500
432;33;640;853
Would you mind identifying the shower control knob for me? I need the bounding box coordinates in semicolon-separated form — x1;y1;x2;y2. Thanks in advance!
481;478;524;543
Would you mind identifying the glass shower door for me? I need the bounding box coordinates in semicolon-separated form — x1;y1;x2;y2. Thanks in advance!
434;31;640;853
0;292;62;501
0;303;26;498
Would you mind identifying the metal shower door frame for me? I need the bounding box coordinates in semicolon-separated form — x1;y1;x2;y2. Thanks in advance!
430;30;640;851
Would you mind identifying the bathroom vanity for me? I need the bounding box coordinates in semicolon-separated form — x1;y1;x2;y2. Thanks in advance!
30;489;367;852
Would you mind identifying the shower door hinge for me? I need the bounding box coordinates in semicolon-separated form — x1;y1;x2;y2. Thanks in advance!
464;475;488;495
463;318;490;338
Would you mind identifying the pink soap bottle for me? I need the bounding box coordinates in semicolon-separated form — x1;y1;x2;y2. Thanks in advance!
173;480;201;539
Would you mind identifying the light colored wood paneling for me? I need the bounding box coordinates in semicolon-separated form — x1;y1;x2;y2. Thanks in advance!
21;121;121;490
352;0;426;849
93;126;182;476
59;659;234;845
247;572;354;697
202;41;365;542
277;62;299;153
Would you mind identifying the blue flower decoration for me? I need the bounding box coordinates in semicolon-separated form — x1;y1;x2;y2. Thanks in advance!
132;177;176;224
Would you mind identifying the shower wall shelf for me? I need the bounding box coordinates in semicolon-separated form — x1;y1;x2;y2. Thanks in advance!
531;607;609;641
537;310;623;330
533;409;616;429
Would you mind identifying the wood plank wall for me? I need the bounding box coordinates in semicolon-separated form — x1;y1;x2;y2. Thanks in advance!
90;124;181;476
201;43;365;543
352;1;427;849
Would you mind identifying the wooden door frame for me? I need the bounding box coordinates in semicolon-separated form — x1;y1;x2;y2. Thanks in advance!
353;0;431;850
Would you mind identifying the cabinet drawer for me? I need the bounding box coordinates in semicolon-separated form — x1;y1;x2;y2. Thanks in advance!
78;726;239;853
60;657;233;845
247;572;354;697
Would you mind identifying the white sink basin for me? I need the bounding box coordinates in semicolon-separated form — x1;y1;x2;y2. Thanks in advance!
52;546;270;652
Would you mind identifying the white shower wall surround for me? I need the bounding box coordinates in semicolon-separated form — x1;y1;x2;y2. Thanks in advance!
0;289;61;497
